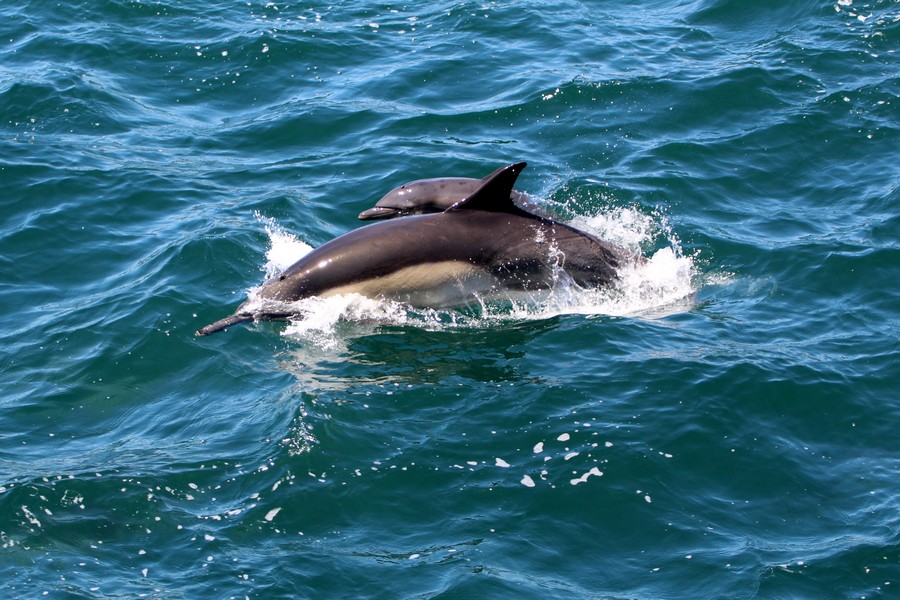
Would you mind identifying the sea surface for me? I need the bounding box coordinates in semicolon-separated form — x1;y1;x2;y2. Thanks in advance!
2;0;898;598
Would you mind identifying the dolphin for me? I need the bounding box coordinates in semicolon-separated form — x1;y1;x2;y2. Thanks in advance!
358;169;529;220
197;162;626;336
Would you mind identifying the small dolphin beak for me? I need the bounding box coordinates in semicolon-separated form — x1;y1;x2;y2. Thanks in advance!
358;206;404;220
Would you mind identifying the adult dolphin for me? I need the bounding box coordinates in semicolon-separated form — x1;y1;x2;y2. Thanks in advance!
358;169;530;220
197;162;625;336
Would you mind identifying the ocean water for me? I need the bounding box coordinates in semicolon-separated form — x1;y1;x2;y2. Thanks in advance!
2;0;898;597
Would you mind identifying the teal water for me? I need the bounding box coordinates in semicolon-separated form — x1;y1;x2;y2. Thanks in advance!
2;0;898;597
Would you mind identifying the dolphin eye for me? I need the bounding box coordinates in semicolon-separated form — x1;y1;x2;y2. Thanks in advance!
279;275;286;281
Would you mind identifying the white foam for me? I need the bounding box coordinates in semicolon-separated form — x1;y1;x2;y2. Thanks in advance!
569;205;658;251
256;211;312;275
248;203;698;340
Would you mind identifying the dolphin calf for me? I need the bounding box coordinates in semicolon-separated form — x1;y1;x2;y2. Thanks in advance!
197;162;626;336
358;169;529;220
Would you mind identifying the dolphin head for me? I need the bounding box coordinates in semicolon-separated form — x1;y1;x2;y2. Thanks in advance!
358;177;483;220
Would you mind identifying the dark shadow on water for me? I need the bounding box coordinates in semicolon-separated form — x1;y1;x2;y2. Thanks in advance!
273;316;564;389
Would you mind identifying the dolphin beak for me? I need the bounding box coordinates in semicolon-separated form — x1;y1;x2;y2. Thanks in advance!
358;206;404;220
196;312;255;336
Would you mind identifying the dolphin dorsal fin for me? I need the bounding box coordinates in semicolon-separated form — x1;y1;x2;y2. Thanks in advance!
445;162;527;214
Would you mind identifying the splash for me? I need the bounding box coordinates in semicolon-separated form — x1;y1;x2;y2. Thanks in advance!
538;206;697;318
248;204;698;342
255;211;313;276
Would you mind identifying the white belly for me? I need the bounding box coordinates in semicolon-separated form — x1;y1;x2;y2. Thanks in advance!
322;260;500;307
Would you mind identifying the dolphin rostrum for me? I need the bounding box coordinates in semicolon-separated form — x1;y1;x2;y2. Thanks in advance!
358;169;529;220
197;162;626;336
